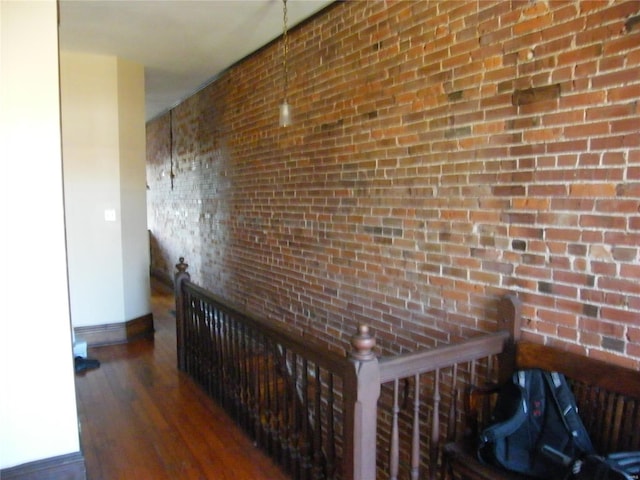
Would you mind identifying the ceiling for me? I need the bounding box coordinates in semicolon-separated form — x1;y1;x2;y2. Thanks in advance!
58;0;334;121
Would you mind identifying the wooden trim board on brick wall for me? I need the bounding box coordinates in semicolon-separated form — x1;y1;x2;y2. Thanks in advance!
1;452;86;480
74;313;154;347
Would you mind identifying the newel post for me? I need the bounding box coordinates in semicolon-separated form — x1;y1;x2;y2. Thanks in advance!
497;293;522;384
345;325;380;480
174;257;190;371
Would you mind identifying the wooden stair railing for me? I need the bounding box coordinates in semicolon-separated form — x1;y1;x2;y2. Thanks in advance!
174;258;520;480
351;295;520;480
175;258;363;480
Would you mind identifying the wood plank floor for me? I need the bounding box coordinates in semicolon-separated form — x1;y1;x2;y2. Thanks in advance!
75;279;290;480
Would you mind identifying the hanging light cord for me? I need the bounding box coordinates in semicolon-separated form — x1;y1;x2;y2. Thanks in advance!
282;0;289;102
169;110;174;190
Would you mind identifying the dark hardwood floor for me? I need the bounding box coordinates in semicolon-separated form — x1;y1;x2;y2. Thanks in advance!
75;279;290;480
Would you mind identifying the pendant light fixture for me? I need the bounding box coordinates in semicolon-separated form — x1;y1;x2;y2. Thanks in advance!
279;0;292;127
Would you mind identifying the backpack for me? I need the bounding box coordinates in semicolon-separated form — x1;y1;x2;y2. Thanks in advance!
477;369;595;478
477;369;640;479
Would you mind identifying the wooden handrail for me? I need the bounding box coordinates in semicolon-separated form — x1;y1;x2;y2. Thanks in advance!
378;331;511;384
182;277;356;377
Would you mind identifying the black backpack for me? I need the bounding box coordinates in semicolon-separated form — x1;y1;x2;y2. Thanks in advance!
574;453;640;480
478;369;640;480
478;369;595;478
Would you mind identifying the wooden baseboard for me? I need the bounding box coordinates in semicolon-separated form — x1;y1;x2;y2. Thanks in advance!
1;451;86;480
74;313;154;347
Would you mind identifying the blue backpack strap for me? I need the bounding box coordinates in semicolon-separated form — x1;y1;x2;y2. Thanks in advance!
575;454;637;480
542;371;595;455
479;402;528;444
479;372;529;445
607;452;640;475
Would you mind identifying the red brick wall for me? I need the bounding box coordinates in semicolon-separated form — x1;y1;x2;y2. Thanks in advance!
147;0;640;367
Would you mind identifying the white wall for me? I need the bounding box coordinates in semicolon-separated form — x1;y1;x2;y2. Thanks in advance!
60;52;125;328
118;58;151;322
60;52;150;329
0;0;81;468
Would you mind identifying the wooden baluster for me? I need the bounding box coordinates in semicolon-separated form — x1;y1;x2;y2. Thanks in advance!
193;297;199;377
470;359;477;392
290;353;300;478
174;257;190;371
313;364;323;480
183;291;190;373
228;314;236;413
225;315;233;412
264;335;273;452
204;301;212;395
191;298;197;379
193;297;200;382
487;355;495;385
301;358;310;480
279;346;290;468
272;344;279;458
220;311;229;409
346;324;380;480
198;299;205;389
227;314;236;413
390;378;400;480
210;304;216;397
202;300;209;386
263;339;271;453
250;332;259;444
273;343;281;456
447;364;459;442
263;335;270;449
200;301;207;392
469;359;482;436
193;297;199;375
326;372;336;479
233;319;241;423
217;310;224;404
182;291;190;373
411;373;421;480
254;333;264;448
214;306;223;402
190;305;197;375
237;321;246;421
193;297;199;376
440;365;458;480
250;326;258;438
186;293;195;375
203;300;209;386
240;322;249;431
272;342;281;459
429;369;441;480
218;309;226;403
230;317;240;419
482;358;493;424
204;302;211;394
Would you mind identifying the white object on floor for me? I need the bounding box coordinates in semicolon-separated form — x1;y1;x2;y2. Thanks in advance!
73;340;87;358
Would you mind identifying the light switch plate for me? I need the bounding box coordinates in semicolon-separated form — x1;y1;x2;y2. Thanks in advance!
104;209;116;222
